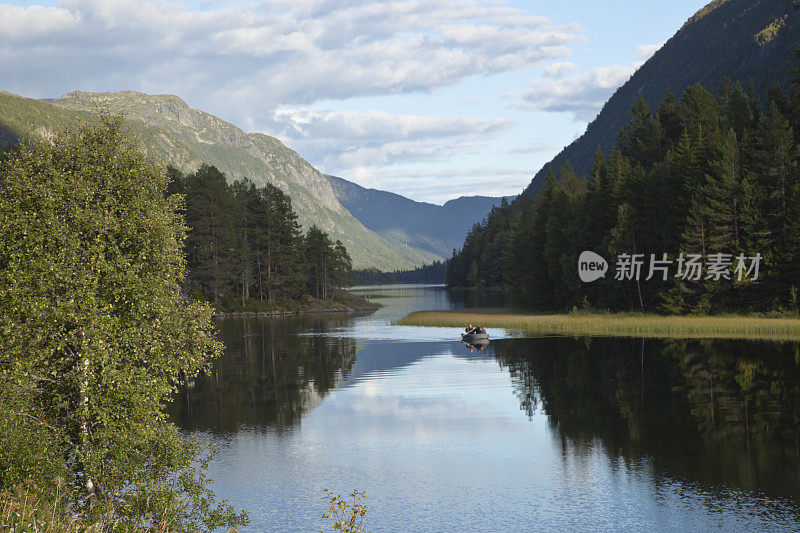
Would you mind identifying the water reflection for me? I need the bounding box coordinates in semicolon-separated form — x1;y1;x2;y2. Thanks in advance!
491;337;800;500
170;315;358;432
169;286;800;531
174;320;800;499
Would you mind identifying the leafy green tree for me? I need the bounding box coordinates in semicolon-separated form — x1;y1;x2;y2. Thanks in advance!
0;115;247;529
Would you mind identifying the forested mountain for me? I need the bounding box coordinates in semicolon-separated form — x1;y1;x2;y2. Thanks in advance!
327;174;513;259
449;78;800;313
525;0;800;195
0;90;436;270
449;0;800;314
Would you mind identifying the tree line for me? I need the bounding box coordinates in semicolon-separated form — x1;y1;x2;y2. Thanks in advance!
449;62;800;314
352;260;447;285
167;164;352;310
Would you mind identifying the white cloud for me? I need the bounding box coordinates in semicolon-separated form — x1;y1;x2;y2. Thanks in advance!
511;63;638;121
264;108;515;183
0;0;580;120
637;43;663;60
505;42;664;122
0;0;618;202
0;5;79;39
542;61;577;78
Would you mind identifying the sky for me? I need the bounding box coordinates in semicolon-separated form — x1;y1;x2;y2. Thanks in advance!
1;0;710;204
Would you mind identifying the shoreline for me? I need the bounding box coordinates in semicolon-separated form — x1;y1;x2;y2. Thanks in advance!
398;308;800;341
213;305;378;318
212;290;379;318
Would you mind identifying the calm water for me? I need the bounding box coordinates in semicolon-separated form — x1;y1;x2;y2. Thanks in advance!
169;285;800;532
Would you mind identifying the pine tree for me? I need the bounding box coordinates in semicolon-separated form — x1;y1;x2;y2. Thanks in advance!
619;96;661;168
271;186;304;300
753;102;800;302
333;240;353;288
304;225;333;299
184;164;238;306
658;130;701;252
702;129;751;253
753;103;797;252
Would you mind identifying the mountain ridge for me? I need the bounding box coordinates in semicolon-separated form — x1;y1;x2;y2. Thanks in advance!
326;174;514;259
0;89;442;270
523;0;800;195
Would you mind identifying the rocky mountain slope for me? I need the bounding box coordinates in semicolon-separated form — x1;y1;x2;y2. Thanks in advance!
0;90;439;270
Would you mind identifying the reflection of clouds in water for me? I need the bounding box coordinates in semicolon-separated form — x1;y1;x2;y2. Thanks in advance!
297;324;513;342
298;324;514;342
311;352;527;438
188;293;800;532
361;382;382;397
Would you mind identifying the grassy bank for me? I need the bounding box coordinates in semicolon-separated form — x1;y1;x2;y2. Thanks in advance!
399;308;800;341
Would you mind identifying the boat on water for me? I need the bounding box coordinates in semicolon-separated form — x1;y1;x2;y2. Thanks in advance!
461;332;489;342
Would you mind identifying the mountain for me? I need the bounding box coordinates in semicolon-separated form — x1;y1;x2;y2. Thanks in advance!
326;175;514;259
446;0;800;308
0;89;439;270
524;0;800;195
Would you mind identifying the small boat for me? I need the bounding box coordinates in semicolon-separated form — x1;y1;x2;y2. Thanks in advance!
461;332;489;342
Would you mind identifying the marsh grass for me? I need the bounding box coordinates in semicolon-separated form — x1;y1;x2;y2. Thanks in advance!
399;308;800;341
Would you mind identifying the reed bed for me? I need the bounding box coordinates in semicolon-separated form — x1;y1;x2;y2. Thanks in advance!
399;308;800;341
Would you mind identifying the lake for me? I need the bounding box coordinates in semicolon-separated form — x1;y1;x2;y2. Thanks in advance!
169;284;800;532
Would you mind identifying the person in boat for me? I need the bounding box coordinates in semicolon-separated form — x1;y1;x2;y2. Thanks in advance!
464;324;486;335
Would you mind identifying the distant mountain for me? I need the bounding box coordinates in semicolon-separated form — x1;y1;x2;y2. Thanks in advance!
326;174;514;259
0;90;440;270
524;0;800;195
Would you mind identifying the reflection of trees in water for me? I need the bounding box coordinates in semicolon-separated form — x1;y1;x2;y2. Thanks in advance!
492;337;800;498
676;340;800;442
169;315;357;433
446;287;514;309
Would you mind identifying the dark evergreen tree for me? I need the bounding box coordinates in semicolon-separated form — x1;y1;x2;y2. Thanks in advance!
184;164;238;306
447;63;800;315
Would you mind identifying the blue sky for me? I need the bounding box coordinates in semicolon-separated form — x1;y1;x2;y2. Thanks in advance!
0;0;709;203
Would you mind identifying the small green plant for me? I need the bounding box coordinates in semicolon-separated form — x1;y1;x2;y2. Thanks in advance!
320;489;370;533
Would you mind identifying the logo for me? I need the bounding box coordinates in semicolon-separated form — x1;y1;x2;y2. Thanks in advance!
577;251;763;283
578;251;608;283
